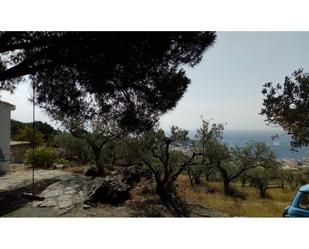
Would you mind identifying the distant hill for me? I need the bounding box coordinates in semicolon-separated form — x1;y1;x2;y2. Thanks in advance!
11;119;60;143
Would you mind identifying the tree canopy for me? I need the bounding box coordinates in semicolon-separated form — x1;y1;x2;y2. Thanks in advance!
261;69;309;148
0;32;216;131
11;119;58;145
53;109;123;173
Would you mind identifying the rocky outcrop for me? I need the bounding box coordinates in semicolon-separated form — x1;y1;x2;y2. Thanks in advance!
0;170;73;216
83;164;99;177
121;164;148;186
0;165;146;216
32;174;89;210
33;169;142;211
84;165;145;205
84;175;130;205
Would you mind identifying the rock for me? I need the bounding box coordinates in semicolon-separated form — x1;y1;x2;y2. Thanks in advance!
1;167;142;215
187;203;230;217
28;174;90;211
52;163;66;169
36;199;57;208
59;199;73;209
85;174;131;205
42;189;63;198
64;189;75;195
82;204;92;209
83;166;146;205
122;165;143;186
0;170;72;216
83;164;99;177
133;202;172;217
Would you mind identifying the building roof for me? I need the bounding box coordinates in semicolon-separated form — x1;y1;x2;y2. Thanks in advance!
299;184;309;192
0;100;15;110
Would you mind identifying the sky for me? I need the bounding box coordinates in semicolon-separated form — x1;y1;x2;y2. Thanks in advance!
160;32;309;131
1;32;309;131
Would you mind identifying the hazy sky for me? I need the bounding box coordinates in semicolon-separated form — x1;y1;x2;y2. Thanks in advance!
161;32;309;131
1;32;309;131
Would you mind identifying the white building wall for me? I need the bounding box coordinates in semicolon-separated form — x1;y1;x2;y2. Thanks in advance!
0;101;15;174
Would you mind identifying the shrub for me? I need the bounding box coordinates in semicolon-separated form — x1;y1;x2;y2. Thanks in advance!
24;147;58;168
53;132;93;163
55;158;71;165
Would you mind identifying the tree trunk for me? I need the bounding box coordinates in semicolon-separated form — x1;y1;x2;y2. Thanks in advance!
187;169;202;187
156;181;189;217
222;177;233;196
93;148;104;175
193;174;202;185
258;185;267;199
187;168;194;187
281;182;285;190
218;166;234;196
205;172;211;182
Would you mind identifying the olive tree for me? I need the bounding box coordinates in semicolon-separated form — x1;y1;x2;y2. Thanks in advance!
142;126;200;216
224;142;277;197
245;160;280;198
261;69;309;148
53;132;93;164
194;120;237;196
197;119;276;197
190;120;226;186
52;105;123;174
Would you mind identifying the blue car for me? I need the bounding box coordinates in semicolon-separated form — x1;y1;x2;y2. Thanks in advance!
283;184;309;217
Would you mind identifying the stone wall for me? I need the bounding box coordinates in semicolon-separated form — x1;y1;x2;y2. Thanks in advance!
10;142;32;164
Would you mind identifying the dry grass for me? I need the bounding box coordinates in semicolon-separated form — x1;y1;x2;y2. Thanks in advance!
9;164;31;172
63;165;85;174
176;175;295;217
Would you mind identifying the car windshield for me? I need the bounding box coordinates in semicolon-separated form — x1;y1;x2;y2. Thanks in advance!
299;193;309;210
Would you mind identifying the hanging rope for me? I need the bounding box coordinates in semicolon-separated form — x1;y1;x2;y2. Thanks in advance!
21;82;44;201
32;81;35;195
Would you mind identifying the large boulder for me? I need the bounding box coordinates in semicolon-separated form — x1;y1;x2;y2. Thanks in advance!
121;165;144;187
85;173;131;205
84;165;145;205
83;164;99;177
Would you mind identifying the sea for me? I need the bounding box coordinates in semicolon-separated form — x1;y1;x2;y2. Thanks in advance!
189;129;309;160
222;130;309;160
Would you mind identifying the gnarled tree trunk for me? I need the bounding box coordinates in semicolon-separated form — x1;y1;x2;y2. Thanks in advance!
217;163;234;196
156;181;189;217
